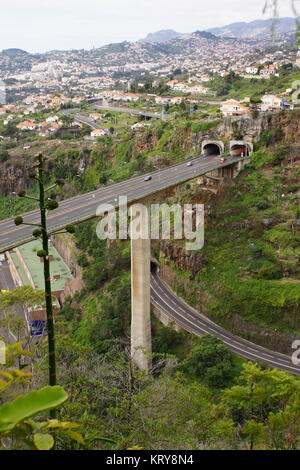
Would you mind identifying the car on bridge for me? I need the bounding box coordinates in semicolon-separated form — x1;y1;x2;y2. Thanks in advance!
144;175;152;181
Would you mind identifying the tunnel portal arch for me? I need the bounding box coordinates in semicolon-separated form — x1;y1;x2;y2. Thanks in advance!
230;140;253;157
202;140;224;157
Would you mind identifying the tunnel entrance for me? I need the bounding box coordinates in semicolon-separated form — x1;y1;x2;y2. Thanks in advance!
202;143;221;157
230;144;250;157
151;259;160;274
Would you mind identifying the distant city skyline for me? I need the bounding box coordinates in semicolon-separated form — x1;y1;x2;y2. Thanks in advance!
1;0;295;53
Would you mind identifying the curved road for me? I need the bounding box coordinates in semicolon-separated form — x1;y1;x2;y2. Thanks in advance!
151;272;300;376
2;150;296;375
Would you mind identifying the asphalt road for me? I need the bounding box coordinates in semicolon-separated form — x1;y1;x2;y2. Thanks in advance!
0;154;243;252
94;103;161;119
74;115;103;130
151;272;300;376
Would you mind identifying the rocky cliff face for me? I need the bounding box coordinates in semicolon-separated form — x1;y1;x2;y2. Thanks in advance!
160;240;207;276
0;161;32;196
134;132;158;153
190;110;300;152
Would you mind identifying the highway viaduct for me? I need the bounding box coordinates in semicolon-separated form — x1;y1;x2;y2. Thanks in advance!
1;145;299;375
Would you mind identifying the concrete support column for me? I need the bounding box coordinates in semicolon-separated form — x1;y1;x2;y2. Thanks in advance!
130;202;152;372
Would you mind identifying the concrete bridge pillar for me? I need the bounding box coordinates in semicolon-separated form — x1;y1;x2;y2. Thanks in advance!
130;202;152;372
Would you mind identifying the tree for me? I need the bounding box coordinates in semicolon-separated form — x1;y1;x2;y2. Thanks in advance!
14;153;76;417
0;286;44;342
114;373;235;449
180;335;236;388
222;362;300;449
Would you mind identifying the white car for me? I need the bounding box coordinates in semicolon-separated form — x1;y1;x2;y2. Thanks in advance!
186;162;192;167
144;176;152;181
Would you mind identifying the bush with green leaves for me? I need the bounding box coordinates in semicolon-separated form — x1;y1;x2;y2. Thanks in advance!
180;335;236;388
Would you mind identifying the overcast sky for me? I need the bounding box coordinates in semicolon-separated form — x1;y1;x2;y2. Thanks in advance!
0;0;294;53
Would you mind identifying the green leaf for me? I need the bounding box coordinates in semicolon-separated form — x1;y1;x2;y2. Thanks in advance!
47;420;79;430
25;419;48;431
0;386;68;433
65;430;85;445
33;433;54;450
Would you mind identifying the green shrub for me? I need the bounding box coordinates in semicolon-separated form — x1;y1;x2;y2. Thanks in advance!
257;264;282;280
180;335;236;388
190;120;221;133
256;200;270;210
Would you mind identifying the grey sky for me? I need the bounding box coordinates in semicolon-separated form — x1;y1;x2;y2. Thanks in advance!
0;0;294;53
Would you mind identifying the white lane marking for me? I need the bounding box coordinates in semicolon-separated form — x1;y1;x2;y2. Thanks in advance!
151;276;281;359
151;279;300;373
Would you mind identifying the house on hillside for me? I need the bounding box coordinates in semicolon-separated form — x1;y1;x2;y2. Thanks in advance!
16;119;36;131
245;66;258;75
90;128;107;139
46;115;59;123
220;100;250;117
155;96;169;105
261;94;283;112
170;96;183;105
89;112;101;121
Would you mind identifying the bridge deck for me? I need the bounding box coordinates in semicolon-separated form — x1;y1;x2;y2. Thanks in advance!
0;154;244;253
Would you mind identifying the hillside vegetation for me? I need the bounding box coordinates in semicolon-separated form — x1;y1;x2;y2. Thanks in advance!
1;106;300;449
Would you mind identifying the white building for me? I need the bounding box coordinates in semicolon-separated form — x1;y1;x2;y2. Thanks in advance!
170;97;183;105
46;115;59;124
246;66;258;75
221;100;250;117
155;96;169;105
90;128;107;139
261;95;283;112
131;122;150;131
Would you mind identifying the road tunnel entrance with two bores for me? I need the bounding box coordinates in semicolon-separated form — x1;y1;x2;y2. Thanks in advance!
201;140;224;157
230;140;253;157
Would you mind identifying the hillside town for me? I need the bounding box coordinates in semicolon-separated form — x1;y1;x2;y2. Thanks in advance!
0;28;299;143
1;29;299;105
